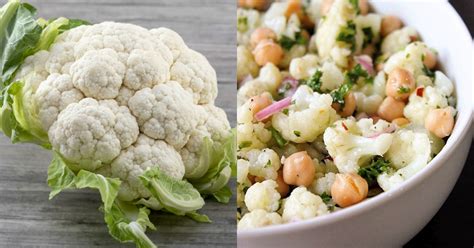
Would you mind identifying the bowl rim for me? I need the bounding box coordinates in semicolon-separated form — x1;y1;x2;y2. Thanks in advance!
238;1;473;238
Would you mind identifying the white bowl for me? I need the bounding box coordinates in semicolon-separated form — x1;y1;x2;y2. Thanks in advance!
237;1;473;247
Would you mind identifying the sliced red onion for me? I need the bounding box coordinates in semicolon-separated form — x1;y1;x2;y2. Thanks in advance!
278;76;299;98
366;124;397;139
355;55;374;75
255;96;292;122
238;74;253;88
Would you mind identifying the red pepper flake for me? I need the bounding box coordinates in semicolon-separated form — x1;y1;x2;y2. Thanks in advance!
342;122;348;131
416;87;424;97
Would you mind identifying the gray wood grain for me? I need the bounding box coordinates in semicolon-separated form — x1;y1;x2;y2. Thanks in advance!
0;0;236;247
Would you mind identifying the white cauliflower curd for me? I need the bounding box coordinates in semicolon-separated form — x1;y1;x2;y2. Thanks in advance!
245;180;281;212
238;209;283;230
282;187;328;223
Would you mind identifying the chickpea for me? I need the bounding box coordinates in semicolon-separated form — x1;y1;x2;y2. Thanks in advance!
375;62;384;72
392;117;410;127
377;96;406;121
283;151;315;187
285;0;301;19
380;15;402;37
250;28;277;48
332;92;356;117
358;0;369;15
425;108;454;138
253;39;284;66
238;0;267;11
249;93;272;118
331;173;368;208
385;68;415;100
276;170;290;197
423;50;437;70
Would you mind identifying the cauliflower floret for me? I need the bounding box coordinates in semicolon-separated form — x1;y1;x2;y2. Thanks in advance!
353;92;383;115
237;45;259;82
237;159;251;185
282;186;328;223
49;98;139;171
180;105;231;178
289;54;320;80
245;148;281;180
310;172;336;195
245;180;281;212
377;129;431;191
272;85;338;143
280;44;307;69
237;8;261;46
170;49;218;104
384;41;431;77
105;134;185;201
128;81;200;149
124;49;171;90
315;0;357;67
381;27;418;55
264;2;301;39
238;63;282;105
354;13;382;45
320;61;344;91
237;122;272;151
356;70;386;97
323;118;394;173
35;73;84;130
433;71;454;97
149;27;188;62
304;0;323;25
404;86;448;126
238;209;283;230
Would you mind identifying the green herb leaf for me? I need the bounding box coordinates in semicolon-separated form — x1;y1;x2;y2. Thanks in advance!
305;69;323;93
336;21;357;51
279;32;307;50
270;126;288;148
422;64;435;78
358;156;391;185
397;86;410;94
362;26;373;47
331;64;370;107
320;192;331;204
349;0;360;14
239;141;252;149
237;16;248;33
293;130;301;137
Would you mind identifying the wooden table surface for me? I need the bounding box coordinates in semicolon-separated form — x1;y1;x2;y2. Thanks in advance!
0;0;236;247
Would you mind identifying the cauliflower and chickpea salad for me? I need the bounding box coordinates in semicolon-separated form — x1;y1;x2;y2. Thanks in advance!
237;0;456;229
0;1;235;247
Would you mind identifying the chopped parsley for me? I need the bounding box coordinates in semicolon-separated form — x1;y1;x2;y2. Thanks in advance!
293;130;301;137
237;16;248;33
270;127;288;148
282;108;289;115
358;156;391;185
279;32;308;50
349;0;360;14
421;54;435;78
362;27;373;47
305;70;323;93
336;21;357;51
331;64;370;107
397;86;410;94
320;192;331;204
238;141;252;150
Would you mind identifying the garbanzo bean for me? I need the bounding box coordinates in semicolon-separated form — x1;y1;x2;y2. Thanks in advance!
392;117;410;127
332;92;356;117
249;93;272;116
380;15;402;37
358;0;369;15
386;67;415;100
283;151;315;187
276;170;290;197
250;27;277;48
331;173;368;207
377;96;406;121
238;0;267;11
423;50;437;69
253;39;284;66
425;108;454;138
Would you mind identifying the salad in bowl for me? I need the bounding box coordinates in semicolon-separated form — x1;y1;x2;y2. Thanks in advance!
236;0;457;230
